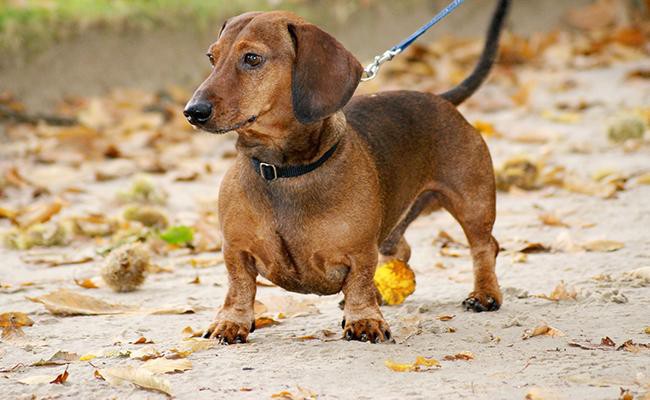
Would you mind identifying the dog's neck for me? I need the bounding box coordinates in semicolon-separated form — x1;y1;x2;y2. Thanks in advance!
235;112;346;166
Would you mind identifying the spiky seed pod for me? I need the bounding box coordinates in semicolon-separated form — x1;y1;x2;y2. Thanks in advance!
101;242;150;292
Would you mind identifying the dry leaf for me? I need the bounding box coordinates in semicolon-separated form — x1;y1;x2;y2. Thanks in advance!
21;250;94;267
384;356;440;372
98;366;172;396
0;311;34;338
74;278;99;289
141;358;192;374
271;386;318;400
374;260;416;305
19;366;68;385
130;345;161;361
582;240;624;252
535;281;577;302
168;338;215;359
264;296;319;318
132;336;153;345
15;199;64;228
32;351;79;366
254;316;280;329
522;324;565;340
443;351;474;361
181;326;202;339
295;329;338;342
538;212;568;227
28;288;201;316
436;314;455;321
28;289;138;315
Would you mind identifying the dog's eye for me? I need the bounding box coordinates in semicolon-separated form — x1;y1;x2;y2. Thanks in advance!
243;53;263;68
206;53;215;66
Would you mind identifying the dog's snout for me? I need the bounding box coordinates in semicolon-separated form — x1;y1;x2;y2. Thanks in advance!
183;102;213;124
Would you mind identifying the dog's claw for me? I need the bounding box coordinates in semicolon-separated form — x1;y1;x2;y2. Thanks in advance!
204;319;252;344
341;318;391;343
341;318;346;329
463;295;500;312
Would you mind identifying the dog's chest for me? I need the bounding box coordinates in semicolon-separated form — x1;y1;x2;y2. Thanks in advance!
248;217;358;295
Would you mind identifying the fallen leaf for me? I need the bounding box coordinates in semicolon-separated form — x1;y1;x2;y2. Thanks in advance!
582;240;624;252
28;289;138;315
535;281;577;302
271;386;318;400
295;329;338;342
264;296;319;318
538;212;568;227
98;366;172;396
181;326;202;339
32;351;79;366
168;338;215;359
254;316;280;329
141;358;192;374
0;311;34;338
15;199;64;228
132;336;153;345
443;351;474;361
28;288;202;316
384;356;440;372
617;339;650;353
74;278;99;289
644;327;650;335
374;260;416;305
21;250;94;267
436;314;455;321
19;366;68;385
159;225;194;246
522;324;565;340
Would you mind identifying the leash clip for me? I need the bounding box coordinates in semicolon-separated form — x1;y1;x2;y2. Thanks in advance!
361;49;401;82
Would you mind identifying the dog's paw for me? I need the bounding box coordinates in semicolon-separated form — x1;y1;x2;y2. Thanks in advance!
463;291;501;312
203;320;253;344
342;318;392;343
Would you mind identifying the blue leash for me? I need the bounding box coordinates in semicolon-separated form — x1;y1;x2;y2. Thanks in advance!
361;0;465;81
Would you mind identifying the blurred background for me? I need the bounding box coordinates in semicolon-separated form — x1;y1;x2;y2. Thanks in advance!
1;0;647;110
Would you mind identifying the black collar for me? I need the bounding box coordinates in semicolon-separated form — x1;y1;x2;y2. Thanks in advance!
251;142;339;181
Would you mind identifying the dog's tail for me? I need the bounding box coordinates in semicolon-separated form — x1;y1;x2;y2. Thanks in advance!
440;0;510;106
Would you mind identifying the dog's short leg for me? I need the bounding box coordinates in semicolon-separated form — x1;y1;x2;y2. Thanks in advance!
341;252;391;343
438;190;501;312
204;251;257;344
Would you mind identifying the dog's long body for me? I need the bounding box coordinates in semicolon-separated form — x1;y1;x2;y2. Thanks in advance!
185;0;510;343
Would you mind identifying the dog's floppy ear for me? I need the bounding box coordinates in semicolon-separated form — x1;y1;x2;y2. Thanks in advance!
288;23;363;125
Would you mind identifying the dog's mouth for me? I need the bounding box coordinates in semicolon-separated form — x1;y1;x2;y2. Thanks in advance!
203;115;258;134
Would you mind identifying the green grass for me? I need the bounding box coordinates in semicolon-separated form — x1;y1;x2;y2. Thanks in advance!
0;0;279;55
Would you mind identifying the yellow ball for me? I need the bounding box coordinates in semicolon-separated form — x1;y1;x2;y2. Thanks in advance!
374;260;416;305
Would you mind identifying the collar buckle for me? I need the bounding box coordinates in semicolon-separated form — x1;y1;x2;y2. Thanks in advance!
259;162;278;181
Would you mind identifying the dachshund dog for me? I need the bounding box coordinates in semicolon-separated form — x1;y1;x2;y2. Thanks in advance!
184;0;510;343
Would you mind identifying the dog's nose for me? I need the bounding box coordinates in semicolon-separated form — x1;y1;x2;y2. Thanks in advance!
183;102;213;124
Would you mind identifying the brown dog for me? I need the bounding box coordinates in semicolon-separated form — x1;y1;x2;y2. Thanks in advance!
184;0;510;344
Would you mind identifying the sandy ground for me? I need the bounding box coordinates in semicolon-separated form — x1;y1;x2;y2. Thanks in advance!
1;53;650;400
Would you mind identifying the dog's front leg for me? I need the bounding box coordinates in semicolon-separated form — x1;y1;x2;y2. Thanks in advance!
341;252;391;343
204;251;257;344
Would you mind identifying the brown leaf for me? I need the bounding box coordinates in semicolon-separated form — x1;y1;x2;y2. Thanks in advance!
522;324;565;340
254;317;280;329
74;278;99;289
15;198;64;228
51;366;69;384
295;329;338;342
0;312;34;338
31;351;79;366
538;212;568;227
132;336;153;345
582;240;624;252
436;314;455;321
18;366;69;385
535;281;577;302
443;351;474;361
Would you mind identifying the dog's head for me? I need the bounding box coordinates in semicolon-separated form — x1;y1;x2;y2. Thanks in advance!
184;11;362;135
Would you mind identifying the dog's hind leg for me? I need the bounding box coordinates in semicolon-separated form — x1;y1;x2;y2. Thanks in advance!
435;179;501;312
379;191;439;264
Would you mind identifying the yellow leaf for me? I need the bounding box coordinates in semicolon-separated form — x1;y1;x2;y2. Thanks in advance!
541;109;581;124
74;278;99;289
141;358;192;374
79;353;97;361
522;324;565;340
473;120;502;137
535;281;577;301
254;317;280;329
374;260;416;305
98;366;172;396
385;356;440;372
582;240;624;252
0;312;34;338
